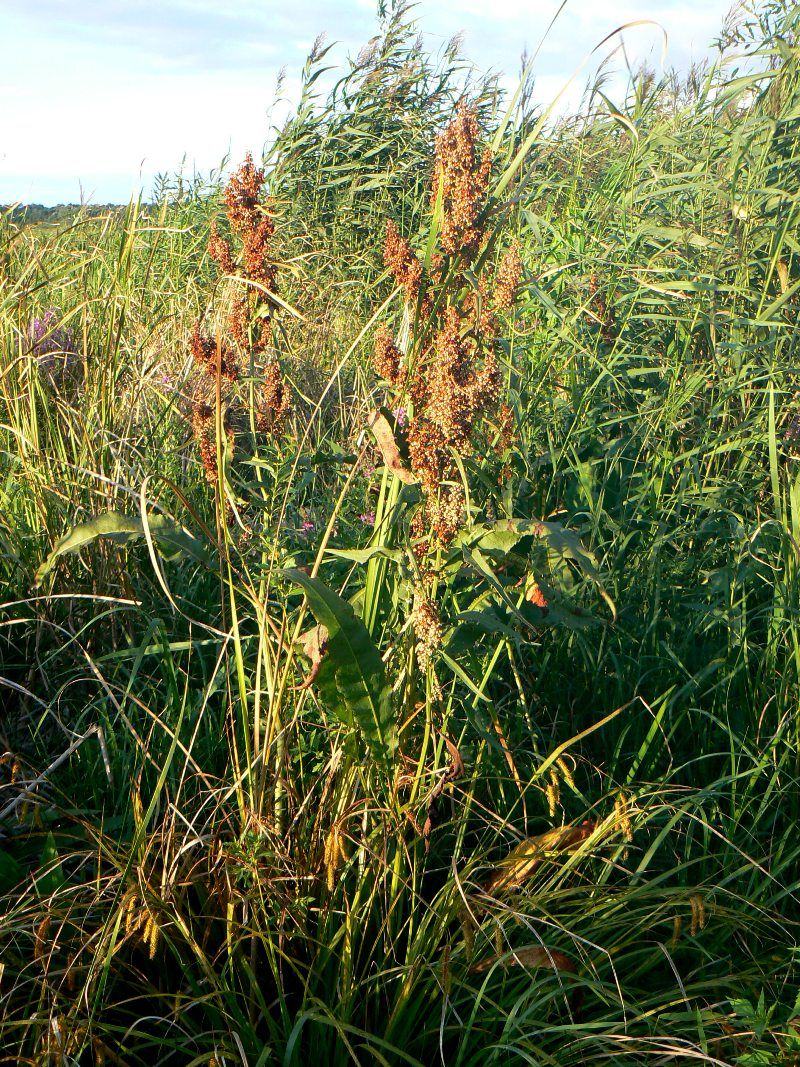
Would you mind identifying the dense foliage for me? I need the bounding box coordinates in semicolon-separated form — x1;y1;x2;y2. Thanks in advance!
0;204;129;227
1;3;799;1064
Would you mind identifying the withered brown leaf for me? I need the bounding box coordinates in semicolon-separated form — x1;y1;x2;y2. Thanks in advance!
483;821;596;895
368;410;417;485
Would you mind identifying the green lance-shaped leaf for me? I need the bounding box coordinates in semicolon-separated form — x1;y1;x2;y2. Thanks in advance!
35;511;210;587
37;831;66;897
285;568;397;767
0;849;24;894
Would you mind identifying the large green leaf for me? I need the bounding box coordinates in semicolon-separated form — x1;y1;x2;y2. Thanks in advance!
284;569;396;766
37;832;66;897
0;848;24;894
35;511;210;586
455;519;616;620
460;519;595;573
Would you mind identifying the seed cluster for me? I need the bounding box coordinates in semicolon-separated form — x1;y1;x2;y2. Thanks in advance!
494;244;523;312
190;400;237;486
219;156;279;293
423;306;500;452
384;220;423;305
256;359;292;434
189;323;239;383
190;155;291;487
371;101;523;554
431;102;492;258
372;324;406;388
411;590;443;670
205;153;280;354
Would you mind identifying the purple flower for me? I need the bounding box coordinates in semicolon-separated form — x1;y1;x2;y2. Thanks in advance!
392;406;407;428
359;512;376;527
26;308;76;370
300;519;315;535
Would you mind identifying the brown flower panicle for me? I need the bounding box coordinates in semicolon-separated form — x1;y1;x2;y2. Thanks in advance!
242;216;278;294
384;220;423;305
224;154;266;231
407;417;447;493
431;101;492;259
191;400;218;484
424;307;500;452
411;591;443;670
211;154;280;348
494;244;522;312
406;306;498;546
208;221;236;276
190;153;291;490
372;325;406;388
190;323;239;383
495;401;515;454
427;484;466;545
374;107;521;553
256;360;292;435
228;294;249;349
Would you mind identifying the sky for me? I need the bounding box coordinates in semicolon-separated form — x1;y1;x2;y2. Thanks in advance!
0;0;735;206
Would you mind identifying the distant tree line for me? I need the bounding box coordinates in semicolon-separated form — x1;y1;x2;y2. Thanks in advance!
1;203;128;226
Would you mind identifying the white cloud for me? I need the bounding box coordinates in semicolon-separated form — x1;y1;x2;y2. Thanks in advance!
0;0;734;204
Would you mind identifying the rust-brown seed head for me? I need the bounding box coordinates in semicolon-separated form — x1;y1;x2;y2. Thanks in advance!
384;220;423;304
190;323;239;383
494;243;522;311
431;102;492;258
256;360;291;435
191;399;217;484
224;153;266;234
411;590;443;669
372;325;406;388
208;221;236;275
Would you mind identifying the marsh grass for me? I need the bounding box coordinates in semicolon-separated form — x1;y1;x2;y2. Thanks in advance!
1;3;800;1063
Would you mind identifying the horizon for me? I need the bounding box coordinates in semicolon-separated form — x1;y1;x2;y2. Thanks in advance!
1;0;735;207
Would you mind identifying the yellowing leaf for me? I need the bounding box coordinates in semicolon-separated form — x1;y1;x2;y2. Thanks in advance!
471;944;577;975
484;821;596;894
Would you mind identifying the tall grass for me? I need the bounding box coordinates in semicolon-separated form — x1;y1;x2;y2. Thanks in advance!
1;3;799;1063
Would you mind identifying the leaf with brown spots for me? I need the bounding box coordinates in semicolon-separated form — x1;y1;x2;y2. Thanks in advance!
294;624;328;690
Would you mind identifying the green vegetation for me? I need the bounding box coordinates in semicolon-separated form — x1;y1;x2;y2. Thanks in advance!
1;4;799;1064
1;204;129;228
